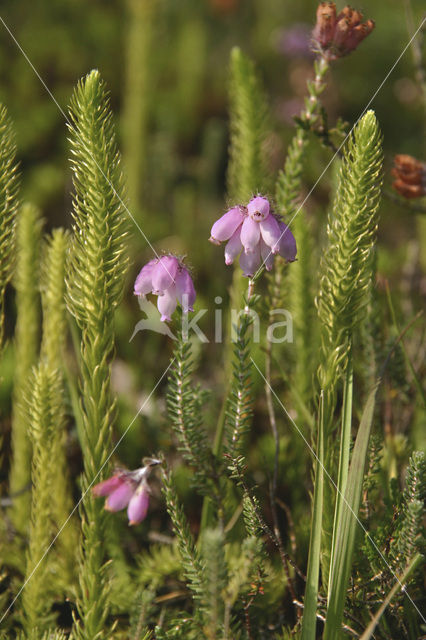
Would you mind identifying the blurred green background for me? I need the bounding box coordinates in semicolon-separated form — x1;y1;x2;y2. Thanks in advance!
0;0;424;534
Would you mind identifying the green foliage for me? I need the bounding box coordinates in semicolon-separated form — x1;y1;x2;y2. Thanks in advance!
40;229;69;368
288;214;316;407
224;304;255;457
161;467;205;612
166;330;212;496
317;111;383;396
0;5;424;638
66;69;130;640
40;228;78;587
324;382;378;640
22;363;63;637
0;103;19;348
227;47;269;202
9;203;43;534
391;451;425;564
200;528;228;639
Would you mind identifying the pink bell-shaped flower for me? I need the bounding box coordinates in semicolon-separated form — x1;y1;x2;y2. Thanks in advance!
134;255;196;322
92;458;160;526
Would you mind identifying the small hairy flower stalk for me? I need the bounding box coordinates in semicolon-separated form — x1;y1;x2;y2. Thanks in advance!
40;229;78;585
316;109;383;592
9;203;43;534
0;104;19;349
22;363;63;637
161;468;206;615
167;327;213;499
272;58;327;406
275;55;328;220
205;48;270;531
66;70;129;639
227;47;269;203
224;284;258;457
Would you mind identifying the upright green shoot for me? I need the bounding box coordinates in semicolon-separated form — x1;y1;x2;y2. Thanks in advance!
0;104;19;349
40;229;78;585
302;111;383;639
22;364;63;638
9;203;43;534
66;70;129;638
227;47;269;203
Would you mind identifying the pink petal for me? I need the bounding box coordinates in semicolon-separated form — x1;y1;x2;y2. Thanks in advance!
176;268;196;312
92;474;123;497
151;256;178;294
134;259;157;296
210;207;245;243
260;239;274;271
259;215;281;253
127;484;150;526
157;284;178;322
278;222;297;262
105;482;134;512
247;196;270;221
224;228;243;265
240;217;260;253
239;244;262;277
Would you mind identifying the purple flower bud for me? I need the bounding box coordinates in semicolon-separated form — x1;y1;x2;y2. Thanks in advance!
134;259;157;297
105;481;134;512
127;484;150;526
259;214;282;253
134;255;196;322
240;216;261;253
210;206;245;243
92;460;160;526
176;268;196;312
152;255;179;294
277;222;297;262
247;196;270;221
260;239;274;271
157;285;178;322
224;228;243;265
239;244;262;277
92;474;123;497
210;195;298;276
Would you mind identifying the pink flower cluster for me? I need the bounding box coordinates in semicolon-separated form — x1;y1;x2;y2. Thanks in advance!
92;458;160;526
134;255;196;322
209;196;296;277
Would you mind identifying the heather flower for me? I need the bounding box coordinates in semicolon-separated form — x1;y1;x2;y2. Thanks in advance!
134;255;196;322
312;2;374;60
92;458;160;526
391;154;426;199
209;195;297;277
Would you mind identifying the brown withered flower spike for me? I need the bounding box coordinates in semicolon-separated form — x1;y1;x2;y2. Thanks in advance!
312;2;375;60
391;154;426;199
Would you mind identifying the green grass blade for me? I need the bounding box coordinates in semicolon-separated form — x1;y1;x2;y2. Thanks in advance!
328;348;353;599
324;381;379;639
301;392;325;640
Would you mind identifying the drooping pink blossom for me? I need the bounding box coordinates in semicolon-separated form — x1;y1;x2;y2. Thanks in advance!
92;458;160;526
134;255;196;322
209;195;297;277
